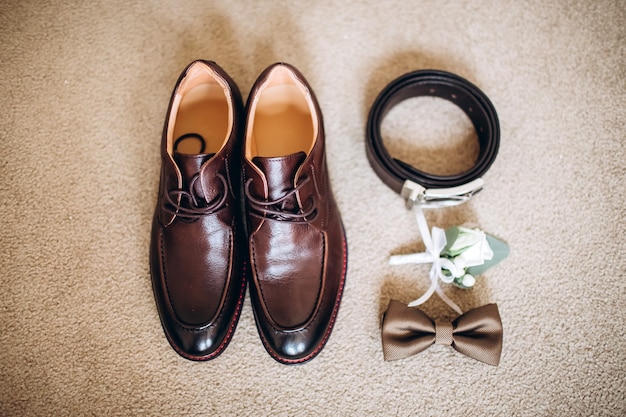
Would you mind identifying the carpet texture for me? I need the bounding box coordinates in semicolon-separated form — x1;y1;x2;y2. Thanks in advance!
1;1;624;416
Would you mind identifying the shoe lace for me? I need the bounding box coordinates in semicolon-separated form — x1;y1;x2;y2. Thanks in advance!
244;177;317;222
163;172;228;220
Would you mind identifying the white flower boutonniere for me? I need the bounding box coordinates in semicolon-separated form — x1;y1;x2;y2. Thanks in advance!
441;226;508;289
389;206;509;313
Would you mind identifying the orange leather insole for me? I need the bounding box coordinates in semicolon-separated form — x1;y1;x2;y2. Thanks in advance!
250;84;314;158
173;83;229;155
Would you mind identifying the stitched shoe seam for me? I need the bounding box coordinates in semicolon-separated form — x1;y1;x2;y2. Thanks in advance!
160;227;232;331
251;229;325;332
162;264;247;361
256;232;347;364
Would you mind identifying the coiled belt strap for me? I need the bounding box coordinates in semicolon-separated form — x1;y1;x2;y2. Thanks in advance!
366;70;500;208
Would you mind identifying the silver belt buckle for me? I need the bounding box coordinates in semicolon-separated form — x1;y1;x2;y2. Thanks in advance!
401;178;484;209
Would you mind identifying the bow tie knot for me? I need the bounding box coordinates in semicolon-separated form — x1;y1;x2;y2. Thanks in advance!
435;321;454;346
381;300;503;366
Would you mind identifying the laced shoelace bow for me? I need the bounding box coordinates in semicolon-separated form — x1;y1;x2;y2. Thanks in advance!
163;172;228;220
244;177;316;222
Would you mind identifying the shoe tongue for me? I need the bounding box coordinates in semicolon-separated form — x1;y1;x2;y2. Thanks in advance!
173;151;215;197
252;151;306;202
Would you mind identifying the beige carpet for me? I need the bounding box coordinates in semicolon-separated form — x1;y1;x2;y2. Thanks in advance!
1;1;624;416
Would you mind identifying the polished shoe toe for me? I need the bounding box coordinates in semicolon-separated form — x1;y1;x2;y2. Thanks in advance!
163;316;239;360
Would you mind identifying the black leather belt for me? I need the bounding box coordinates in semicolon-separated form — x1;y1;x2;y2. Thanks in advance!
366;70;500;208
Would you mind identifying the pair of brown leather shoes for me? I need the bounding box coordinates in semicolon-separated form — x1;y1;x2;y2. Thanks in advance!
149;60;347;364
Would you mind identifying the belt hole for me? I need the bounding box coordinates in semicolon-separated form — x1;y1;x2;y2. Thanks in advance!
451;93;457;99
429;88;436;94
468;107;473;112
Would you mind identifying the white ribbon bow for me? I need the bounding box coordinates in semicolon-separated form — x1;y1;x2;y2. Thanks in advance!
389;206;464;314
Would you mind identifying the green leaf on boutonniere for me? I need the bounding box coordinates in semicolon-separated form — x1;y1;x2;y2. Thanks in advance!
443;226;460;255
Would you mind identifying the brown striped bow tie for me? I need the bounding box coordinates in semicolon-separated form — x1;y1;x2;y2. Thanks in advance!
381;300;503;366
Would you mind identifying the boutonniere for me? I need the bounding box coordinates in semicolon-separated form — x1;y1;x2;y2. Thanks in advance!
441;226;509;289
390;207;509;313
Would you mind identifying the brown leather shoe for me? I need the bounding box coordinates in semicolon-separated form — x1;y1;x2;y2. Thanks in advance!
150;60;246;360
243;63;348;364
